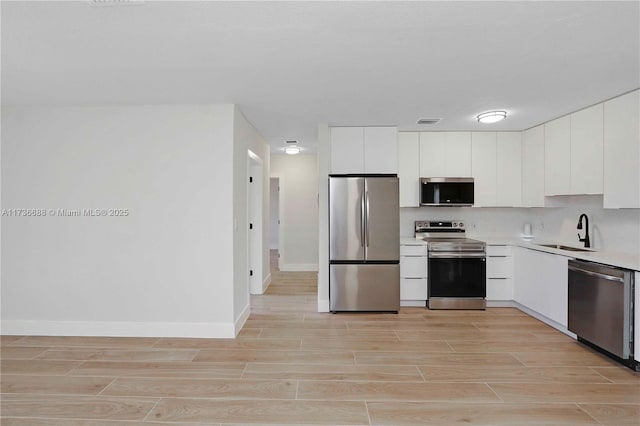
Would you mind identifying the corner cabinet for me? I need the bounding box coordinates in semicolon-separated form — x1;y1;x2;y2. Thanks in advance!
522;125;545;207
513;247;569;327
544;116;572;196
496;132;522;207
544;104;604;196
330;126;398;174
570;104;604;195
603;90;640;208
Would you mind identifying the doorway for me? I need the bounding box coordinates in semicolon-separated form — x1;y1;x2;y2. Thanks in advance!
247;151;263;295
269;177;281;273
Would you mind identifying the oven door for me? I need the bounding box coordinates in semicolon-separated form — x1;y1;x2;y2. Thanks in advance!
428;252;486;309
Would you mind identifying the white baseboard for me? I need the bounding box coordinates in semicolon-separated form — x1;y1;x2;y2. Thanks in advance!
1;320;236;338
400;300;427;307
317;298;330;312
486;300;517;308
262;273;272;293
280;263;319;272
512;302;576;339
234;303;251;336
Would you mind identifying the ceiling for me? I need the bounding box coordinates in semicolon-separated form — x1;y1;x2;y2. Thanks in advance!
2;1;639;154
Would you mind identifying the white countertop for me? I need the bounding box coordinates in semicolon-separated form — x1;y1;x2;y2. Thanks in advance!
400;235;640;271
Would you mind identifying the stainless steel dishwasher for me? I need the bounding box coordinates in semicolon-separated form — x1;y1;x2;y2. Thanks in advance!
568;259;637;370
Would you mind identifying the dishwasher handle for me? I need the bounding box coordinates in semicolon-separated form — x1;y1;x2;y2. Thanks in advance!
568;264;624;283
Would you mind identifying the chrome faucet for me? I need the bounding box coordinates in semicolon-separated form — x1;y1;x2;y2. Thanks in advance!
577;213;590;248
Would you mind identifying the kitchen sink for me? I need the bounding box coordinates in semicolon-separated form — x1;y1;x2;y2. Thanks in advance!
537;244;593;252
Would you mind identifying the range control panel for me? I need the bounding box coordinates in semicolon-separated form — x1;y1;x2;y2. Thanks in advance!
415;220;465;233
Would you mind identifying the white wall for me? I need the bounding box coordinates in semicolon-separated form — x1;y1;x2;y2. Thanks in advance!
533;196;640;254
316;124;330;312
271;153;319;271
401;195;640;254
269;178;279;249
400;207;532;238
1;105;239;337
232;107;270;324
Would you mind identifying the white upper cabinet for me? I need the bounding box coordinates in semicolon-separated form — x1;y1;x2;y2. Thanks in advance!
544;116;572;196
419;132;446;176
471;132;497;206
544;105;605;197
420;132;471;177
570;104;604;195
364;127;398;174
445;132;472;176
522;125;545;207
603;90;640;208
330;127;397;174
471;132;521;207
496;132;522;207
398;132;420;207
331;127;364;174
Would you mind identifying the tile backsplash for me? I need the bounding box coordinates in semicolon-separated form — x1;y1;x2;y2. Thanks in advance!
401;195;640;254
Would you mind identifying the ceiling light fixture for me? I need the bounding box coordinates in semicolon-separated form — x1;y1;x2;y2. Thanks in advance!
477;110;507;124
284;146;300;155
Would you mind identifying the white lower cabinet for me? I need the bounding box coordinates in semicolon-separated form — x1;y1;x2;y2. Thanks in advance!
513;247;570;327
400;243;428;302
486;245;513;301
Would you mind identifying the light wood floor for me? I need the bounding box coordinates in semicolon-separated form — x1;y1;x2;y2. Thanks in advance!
2;252;639;425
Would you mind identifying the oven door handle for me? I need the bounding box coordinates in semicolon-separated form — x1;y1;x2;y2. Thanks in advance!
429;252;486;259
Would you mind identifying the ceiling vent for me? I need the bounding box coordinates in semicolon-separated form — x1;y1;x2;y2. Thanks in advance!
89;0;145;6
417;118;441;125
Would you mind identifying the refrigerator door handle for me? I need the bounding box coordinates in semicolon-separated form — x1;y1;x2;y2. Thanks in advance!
360;193;366;247
365;191;370;247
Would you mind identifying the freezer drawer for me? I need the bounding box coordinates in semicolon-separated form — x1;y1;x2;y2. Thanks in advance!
330;263;400;312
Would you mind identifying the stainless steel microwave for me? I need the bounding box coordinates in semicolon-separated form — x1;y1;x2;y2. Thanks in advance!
420;177;474;206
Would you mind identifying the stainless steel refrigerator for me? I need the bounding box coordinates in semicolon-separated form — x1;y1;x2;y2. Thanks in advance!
329;175;400;312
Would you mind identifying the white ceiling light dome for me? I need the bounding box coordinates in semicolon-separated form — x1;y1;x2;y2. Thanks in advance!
477;110;507;124
284;146;300;155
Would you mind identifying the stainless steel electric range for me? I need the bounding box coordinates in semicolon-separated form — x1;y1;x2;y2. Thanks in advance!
415;220;486;310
